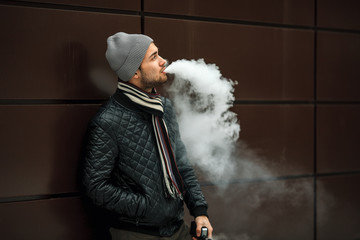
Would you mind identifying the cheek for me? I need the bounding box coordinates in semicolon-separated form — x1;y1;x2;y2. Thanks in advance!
151;65;160;74
142;63;160;76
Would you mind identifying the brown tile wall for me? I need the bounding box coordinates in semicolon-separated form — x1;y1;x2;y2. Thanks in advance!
0;0;359;239
145;17;315;101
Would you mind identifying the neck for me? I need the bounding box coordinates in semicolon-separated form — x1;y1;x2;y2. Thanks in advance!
127;78;153;93
118;81;159;97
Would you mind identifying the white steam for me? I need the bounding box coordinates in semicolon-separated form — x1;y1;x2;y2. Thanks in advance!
165;59;240;183
164;59;334;240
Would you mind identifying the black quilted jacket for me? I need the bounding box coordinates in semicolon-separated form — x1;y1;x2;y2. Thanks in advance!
82;89;208;237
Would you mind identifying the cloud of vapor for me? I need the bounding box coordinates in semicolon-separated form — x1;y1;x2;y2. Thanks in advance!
165;59;240;184
165;59;276;186
164;59;335;240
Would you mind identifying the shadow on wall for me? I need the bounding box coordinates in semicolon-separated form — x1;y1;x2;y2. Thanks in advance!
45;105;102;240
57;40;117;98
46;41;117;239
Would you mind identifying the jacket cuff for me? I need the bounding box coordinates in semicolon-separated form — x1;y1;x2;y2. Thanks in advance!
191;206;209;218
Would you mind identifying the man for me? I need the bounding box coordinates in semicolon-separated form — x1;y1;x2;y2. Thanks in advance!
82;32;213;240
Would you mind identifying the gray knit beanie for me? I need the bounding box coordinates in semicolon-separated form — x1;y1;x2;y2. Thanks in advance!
105;32;153;81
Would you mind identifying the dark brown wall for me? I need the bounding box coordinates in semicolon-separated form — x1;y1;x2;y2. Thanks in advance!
0;1;359;239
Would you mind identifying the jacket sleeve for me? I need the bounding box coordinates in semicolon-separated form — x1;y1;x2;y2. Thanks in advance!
165;99;209;218
81;117;147;219
176;136;209;218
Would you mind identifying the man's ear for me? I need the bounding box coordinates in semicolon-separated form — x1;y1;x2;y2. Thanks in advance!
128;69;141;86
133;69;141;79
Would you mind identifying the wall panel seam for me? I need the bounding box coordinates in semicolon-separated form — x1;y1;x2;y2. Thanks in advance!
0;0;141;16
0;192;79;204
143;12;360;35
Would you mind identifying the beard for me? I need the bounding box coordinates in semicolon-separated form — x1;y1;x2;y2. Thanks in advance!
139;69;168;90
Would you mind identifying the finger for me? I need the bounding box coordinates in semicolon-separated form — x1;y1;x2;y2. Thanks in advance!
196;225;202;237
207;226;213;238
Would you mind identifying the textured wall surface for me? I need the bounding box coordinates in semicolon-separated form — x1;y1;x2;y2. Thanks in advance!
0;1;359;239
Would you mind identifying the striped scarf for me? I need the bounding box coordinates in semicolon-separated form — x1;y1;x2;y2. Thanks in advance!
117;82;184;199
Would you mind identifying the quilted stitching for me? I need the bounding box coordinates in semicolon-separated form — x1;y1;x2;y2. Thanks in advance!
82;96;207;236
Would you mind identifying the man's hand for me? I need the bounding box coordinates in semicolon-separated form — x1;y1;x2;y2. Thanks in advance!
192;215;213;239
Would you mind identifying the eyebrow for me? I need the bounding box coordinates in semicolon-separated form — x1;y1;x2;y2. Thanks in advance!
148;50;158;59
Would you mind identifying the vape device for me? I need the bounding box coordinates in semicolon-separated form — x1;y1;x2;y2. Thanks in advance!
190;221;208;240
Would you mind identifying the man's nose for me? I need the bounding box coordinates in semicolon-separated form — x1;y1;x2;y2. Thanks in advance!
159;56;166;66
